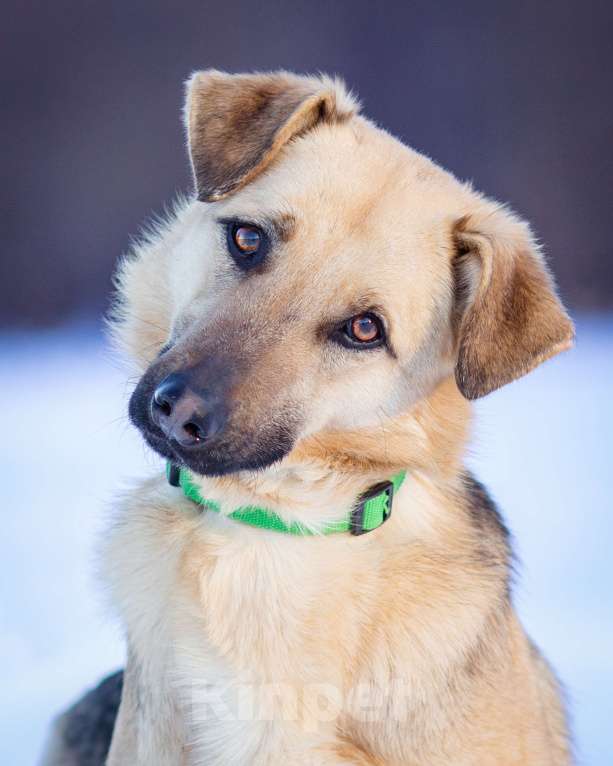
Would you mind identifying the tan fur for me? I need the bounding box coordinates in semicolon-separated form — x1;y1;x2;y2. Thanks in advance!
101;71;573;765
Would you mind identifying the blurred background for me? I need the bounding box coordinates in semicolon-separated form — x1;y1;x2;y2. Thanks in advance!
2;1;611;764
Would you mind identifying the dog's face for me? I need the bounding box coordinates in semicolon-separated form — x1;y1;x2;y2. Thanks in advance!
122;71;573;476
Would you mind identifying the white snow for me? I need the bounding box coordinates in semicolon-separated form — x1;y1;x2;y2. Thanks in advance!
1;316;611;765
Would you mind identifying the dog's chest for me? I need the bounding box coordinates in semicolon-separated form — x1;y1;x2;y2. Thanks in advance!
106;490;354;764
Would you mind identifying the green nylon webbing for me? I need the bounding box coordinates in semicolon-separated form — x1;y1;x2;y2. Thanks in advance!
169;463;406;536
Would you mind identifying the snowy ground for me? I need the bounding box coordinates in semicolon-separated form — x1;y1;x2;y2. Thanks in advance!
1;316;612;765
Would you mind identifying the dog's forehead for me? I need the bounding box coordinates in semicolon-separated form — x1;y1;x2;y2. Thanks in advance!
193;117;464;335
218;117;463;260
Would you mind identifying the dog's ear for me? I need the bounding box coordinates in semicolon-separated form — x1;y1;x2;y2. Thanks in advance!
452;203;574;399
184;70;358;202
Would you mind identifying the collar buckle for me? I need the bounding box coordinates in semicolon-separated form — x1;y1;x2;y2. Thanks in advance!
350;480;394;536
167;463;181;487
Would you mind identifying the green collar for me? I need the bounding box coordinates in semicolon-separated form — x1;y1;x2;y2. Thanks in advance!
167;463;406;536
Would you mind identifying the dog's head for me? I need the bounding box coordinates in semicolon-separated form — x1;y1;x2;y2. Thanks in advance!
118;70;573;477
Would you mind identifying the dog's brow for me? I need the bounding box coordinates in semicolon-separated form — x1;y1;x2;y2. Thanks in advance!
270;213;296;242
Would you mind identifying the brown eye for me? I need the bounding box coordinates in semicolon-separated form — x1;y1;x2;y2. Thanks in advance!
233;225;261;254
342;313;385;348
226;222;267;271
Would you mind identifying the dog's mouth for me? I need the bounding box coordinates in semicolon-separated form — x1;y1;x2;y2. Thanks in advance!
136;420;294;477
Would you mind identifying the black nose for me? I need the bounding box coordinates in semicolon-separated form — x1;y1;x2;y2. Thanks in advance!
151;373;224;447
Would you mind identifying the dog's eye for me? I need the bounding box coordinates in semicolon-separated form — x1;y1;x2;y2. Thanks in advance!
226;222;267;270
336;313;385;349
348;314;382;343
234;225;261;254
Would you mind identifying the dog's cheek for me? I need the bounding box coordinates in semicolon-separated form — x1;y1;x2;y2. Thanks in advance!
242;403;305;466
227;377;307;444
299;361;403;433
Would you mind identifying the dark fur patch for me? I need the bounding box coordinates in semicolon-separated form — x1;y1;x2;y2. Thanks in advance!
462;472;510;544
45;671;123;766
461;472;515;593
456;477;516;683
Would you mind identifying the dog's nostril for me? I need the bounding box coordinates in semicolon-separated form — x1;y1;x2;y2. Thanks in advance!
182;421;203;442
152;374;187;419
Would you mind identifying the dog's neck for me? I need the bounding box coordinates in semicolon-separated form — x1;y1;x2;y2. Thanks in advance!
184;378;471;530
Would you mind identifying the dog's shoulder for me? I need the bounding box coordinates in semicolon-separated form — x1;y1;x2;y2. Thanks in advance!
40;671;123;766
460;471;511;543
457;470;514;584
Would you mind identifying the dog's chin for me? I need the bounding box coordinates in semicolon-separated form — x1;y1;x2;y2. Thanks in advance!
137;425;294;478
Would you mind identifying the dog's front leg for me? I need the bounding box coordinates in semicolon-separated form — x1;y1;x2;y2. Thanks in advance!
105;655;140;765
106;652;185;766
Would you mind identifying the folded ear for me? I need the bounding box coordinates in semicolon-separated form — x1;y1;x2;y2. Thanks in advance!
184;69;358;202
453;203;574;399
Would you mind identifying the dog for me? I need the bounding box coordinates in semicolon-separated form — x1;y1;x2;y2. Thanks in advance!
43;70;575;765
